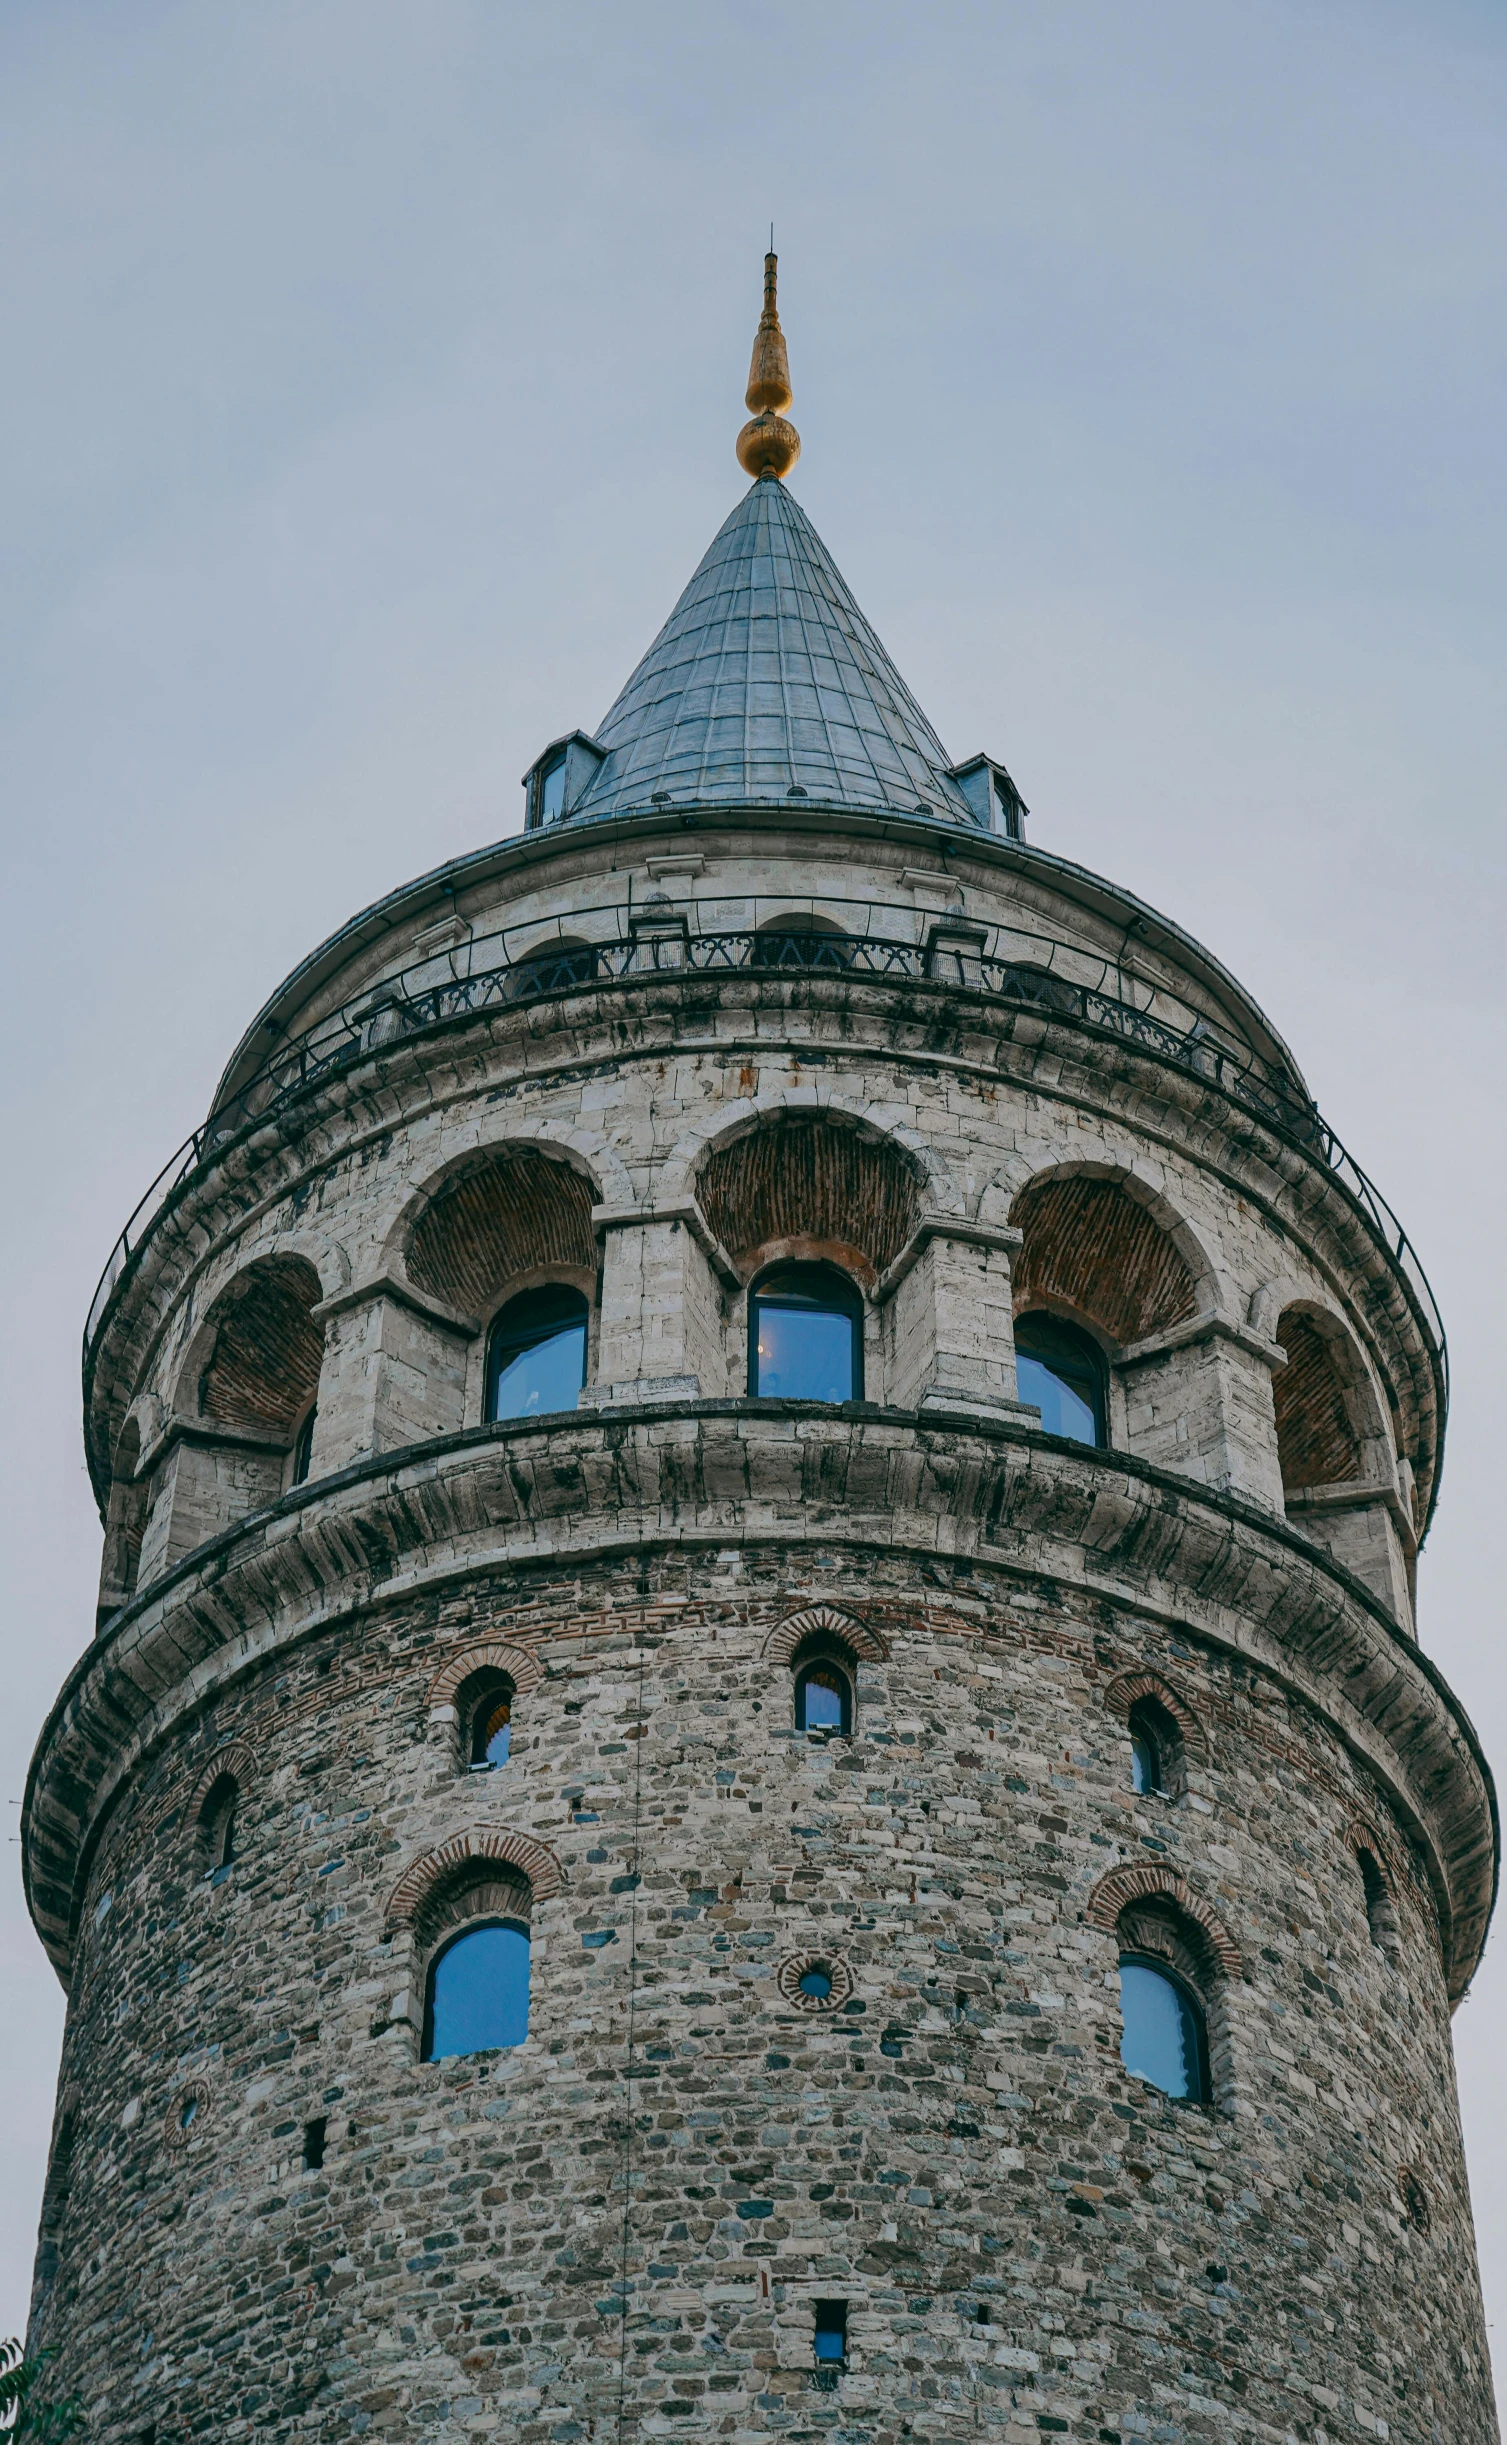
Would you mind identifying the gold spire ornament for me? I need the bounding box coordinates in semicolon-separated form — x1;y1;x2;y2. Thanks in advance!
736;251;801;481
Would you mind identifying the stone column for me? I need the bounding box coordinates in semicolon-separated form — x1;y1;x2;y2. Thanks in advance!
878;1215;1038;1422
310;1277;474;1472
1117;1316;1288;1514
585;1201;735;1406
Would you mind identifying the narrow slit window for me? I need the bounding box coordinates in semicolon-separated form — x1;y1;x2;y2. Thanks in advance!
470;1690;514;1770
812;2299;847;2386
291;1406;317;1487
795;1660;852;1738
302;2117;328;2170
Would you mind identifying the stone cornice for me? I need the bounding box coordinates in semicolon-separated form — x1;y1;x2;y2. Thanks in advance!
29;1406;1495;2007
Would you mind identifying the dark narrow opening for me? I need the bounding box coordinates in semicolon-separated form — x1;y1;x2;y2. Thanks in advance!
291;1405;317;1486
812;2298;848;2386
303;2116;328;2170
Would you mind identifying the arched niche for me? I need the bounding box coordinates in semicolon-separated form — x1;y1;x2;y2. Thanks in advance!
195;1255;324;1440
405;1147;598;1321
697;1111;923;1288
1009;1170;1199;1348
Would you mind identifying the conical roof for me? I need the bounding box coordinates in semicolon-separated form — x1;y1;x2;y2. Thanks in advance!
570;476;976;826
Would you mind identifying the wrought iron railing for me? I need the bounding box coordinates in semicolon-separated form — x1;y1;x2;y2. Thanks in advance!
82;917;1447;1442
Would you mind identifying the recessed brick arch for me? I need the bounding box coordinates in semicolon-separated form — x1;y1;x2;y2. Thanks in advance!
406;1147;597;1318
384;1828;563;1931
427;1640;544;1709
1084;1863;1242;1977
760;1605;889;1667
1273;1306;1366;1492
698;1112;923;1284
1009;1170;1198;1347
195;1256;324;1438
1101;1671;1208;1763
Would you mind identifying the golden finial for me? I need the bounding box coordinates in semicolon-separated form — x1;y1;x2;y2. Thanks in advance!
736;249;801;481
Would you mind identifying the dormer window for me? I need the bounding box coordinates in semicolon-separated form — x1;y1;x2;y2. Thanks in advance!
537;750;567;826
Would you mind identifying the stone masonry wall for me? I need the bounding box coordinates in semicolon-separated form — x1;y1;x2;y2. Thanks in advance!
33;1544;1494;2444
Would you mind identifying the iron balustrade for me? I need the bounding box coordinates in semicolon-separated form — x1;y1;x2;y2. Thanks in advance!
82;914;1448;1487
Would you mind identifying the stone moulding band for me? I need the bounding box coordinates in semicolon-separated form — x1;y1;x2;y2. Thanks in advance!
1084;1862;1243;1977
383;1827;564;1930
759;1605;889;1665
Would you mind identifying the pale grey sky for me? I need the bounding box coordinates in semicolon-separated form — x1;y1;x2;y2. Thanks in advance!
4;0;1506;2379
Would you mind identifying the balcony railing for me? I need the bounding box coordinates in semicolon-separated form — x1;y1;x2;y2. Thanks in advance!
82;911;1447;1452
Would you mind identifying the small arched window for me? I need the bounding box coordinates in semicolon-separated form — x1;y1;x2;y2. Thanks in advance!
290;1405;317;1487
1014;1311;1108;1448
1118;1955;1210;2103
1357;1849;1400;1956
1127;1695;1185;1800
469;1682;515;1770
795;1657;853;1738
749;1263;864;1403
423;1920;531;2061
485;1285;589;1422
199;1773;238;1882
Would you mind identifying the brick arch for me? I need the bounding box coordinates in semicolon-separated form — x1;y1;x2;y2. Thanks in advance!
186;1256;324;1438
698;1110;923;1285
384;1828;563;1931
184;1742;259;1826
1084;1863;1242;1977
1101;1671;1208;1763
427;1640;544;1710
760;1605;890;1667
402;1146;598;1320
1008;1167;1202;1348
1273;1304;1368;1493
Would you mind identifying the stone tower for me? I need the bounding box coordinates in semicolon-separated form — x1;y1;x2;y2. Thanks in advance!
24;261;1499;2445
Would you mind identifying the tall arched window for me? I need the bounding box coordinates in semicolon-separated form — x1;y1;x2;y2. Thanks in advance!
1118;1956;1210;2103
749;1263;864;1402
199;1773;238;1883
485;1285;589;1422
1013;1312;1107;1448
423;1920;531;2061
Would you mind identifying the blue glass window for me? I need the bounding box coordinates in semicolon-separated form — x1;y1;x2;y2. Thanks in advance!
798;1965;834;2000
1014;1312;1107;1448
795;1661;851;1737
813;2301;847;2377
538;752;567;825
486;1285;589;1422
424;1920;531;2061
750;1264;863;1402
1130;1723;1160;1796
1118;1956;1209;2102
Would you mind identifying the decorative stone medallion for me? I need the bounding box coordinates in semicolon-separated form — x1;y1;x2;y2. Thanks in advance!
163;2078;212;2148
776;1949;855;2013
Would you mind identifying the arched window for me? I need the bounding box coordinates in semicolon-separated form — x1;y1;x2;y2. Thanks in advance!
1127;1695;1184;1800
751;912;855;972
469;1682;515;1770
485;1285;589;1422
507;936;597;1001
1013;1312;1107;1448
1118;1955;1209;2103
423;1920;531;2061
795;1658;853;1738
199;1773;238;1882
290;1405;317;1487
1357;1849;1400;1955
749;1263;864;1402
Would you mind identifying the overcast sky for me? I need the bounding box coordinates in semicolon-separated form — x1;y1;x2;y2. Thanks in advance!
3;0;1505;2381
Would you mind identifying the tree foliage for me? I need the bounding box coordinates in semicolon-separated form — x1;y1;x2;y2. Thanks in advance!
0;2341;86;2440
